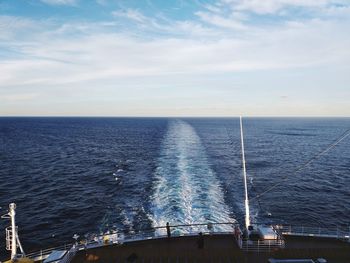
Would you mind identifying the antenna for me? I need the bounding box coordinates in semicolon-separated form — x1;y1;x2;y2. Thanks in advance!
240;116;250;229
1;203;25;260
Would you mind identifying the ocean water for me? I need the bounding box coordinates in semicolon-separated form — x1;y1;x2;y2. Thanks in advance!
0;117;349;255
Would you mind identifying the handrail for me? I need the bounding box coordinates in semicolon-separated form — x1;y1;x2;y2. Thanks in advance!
21;222;350;261
164;221;238;228
23;221;239;260
25;243;72;260
242;239;285;253
277;224;350;240
19;221;238;258
59;245;77;263
83;221;238;240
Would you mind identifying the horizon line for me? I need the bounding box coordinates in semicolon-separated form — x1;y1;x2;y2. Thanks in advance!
1;115;350;118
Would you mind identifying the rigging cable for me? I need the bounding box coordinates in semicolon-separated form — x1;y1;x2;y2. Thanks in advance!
250;127;350;202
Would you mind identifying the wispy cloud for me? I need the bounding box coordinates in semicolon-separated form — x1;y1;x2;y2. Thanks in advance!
0;0;350;116
40;0;77;5
112;9;147;23
1;15;348;87
0;15;43;40
195;11;246;30
221;0;349;14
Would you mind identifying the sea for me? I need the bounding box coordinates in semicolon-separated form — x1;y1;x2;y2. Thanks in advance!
0;117;349;256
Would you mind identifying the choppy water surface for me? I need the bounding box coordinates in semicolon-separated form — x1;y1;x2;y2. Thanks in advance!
0;117;349;255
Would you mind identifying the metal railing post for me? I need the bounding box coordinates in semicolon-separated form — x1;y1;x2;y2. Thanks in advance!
337;226;339;238
21;221;298;260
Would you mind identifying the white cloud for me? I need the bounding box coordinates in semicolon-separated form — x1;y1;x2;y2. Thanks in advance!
95;0;107;5
40;0;77;5
195;11;246;30
112;9;148;23
0;93;39;102
111;8;174;33
173;21;220;37
203;4;222;13
0;15;42;40
1;1;350;115
1;15;349;90
222;0;349;14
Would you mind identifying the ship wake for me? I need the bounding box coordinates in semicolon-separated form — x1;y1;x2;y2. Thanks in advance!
150;120;235;234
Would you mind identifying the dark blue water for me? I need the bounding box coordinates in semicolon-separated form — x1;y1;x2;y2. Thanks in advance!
0;117;349;256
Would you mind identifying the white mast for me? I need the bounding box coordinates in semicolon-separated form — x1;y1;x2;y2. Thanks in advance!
240;116;250;229
9;203;17;260
1;203;25;261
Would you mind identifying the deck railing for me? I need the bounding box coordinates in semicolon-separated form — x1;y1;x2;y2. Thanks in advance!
82;222;240;248
59;245;77;263
277;225;350;240
25;243;72;262
21;222;239;262
241;239;285;253
17;222;350;262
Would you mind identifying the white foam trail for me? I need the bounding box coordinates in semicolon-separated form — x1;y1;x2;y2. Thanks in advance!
150;120;236;234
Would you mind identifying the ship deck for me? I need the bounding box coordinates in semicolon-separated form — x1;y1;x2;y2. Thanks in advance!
69;234;350;263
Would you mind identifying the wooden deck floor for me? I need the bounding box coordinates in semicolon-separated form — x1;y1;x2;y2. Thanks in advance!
70;234;350;263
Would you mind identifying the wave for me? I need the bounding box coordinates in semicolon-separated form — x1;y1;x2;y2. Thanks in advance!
150;120;236;234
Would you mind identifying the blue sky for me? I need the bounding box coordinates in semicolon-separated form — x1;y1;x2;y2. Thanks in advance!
0;0;349;116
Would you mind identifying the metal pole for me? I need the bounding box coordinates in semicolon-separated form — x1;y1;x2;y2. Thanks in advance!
337;226;339;238
240;116;250;229
9;203;17;261
16;234;25;256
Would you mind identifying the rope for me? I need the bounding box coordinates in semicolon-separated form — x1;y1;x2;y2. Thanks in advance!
249;180;264;213
250;128;350;201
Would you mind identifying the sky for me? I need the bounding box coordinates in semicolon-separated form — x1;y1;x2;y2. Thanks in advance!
0;0;349;116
